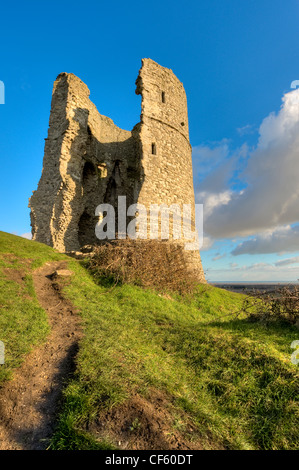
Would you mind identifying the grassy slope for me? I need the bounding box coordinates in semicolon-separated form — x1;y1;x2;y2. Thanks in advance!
0;231;298;450
0;231;66;382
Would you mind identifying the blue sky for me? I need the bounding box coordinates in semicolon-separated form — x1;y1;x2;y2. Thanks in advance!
1;0;299;282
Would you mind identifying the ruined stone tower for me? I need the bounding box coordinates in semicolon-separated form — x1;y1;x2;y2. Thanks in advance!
29;59;205;282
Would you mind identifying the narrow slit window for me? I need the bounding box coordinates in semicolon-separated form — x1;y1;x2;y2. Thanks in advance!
161;91;165;103
152;143;157;155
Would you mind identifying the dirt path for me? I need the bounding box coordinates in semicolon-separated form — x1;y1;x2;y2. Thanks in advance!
0;261;82;450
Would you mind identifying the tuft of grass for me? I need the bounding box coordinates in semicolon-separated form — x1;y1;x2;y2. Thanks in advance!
49;409;116;450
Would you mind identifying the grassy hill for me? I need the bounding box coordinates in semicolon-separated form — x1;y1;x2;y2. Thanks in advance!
0;231;298;450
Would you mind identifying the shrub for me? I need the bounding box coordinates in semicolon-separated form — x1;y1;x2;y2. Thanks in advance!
240;285;299;326
85;239;199;295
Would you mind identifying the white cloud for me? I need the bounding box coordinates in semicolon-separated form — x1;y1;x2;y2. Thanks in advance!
199;190;232;218
232;225;299;255
200;235;215;251
236;124;256;136
197;88;299;244
192;139;230;171
194;142;249;197
230;262;238;268
212;253;227;261
207;260;299;282
20;232;32;240
275;255;299;267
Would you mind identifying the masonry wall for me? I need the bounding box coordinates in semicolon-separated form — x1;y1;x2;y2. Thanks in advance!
29;59;205;282
135;59;204;280
29;73;140;252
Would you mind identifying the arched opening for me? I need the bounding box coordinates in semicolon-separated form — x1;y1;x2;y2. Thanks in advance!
78;211;97;247
103;160;124;235
79;161;98;247
82;161;97;195
83;161;96;182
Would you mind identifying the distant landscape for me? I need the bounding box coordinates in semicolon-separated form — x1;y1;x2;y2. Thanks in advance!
211;282;299;294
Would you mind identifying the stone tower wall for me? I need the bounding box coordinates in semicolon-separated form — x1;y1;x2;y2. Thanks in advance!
30;73;139;252
135;60;195;213
135;60;204;279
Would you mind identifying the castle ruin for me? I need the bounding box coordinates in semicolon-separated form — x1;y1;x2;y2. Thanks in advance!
29;59;205;282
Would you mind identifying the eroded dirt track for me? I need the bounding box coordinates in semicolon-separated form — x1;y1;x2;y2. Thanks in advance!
0;261;82;450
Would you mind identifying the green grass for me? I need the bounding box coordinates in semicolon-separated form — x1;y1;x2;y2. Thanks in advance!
0;231;66;381
0;231;298;450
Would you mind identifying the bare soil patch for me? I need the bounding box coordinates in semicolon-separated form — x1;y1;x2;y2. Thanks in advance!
2;268;27;291
0;261;82;450
89;390;207;450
